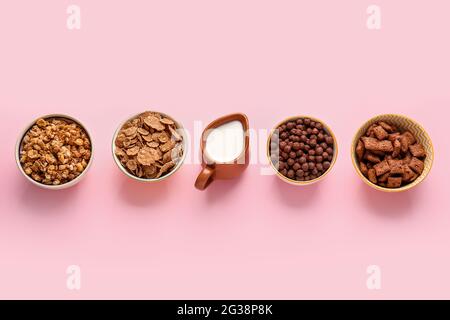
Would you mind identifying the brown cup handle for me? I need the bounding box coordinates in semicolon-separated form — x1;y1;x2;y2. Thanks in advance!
195;166;215;190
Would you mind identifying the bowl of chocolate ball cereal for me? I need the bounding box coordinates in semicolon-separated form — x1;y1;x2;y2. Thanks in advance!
112;111;187;182
267;116;338;185
16;114;93;190
351;114;434;192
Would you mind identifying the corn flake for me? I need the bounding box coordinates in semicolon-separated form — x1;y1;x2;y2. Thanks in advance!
144;115;165;131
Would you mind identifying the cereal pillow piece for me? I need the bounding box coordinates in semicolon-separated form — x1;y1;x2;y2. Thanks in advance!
373;160;390;176
373;126;389;140
409;144;426;158
408;157;425;174
387;177;402;188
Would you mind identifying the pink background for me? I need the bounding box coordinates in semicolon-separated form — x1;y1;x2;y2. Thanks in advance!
0;0;449;299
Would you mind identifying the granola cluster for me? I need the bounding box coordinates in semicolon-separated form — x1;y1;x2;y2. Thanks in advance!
356;121;427;188
114;112;184;179
19;117;92;185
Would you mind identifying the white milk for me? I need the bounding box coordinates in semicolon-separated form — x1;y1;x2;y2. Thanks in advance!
205;120;244;163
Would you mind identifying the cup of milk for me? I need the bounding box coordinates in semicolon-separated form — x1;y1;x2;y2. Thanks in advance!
195;113;250;190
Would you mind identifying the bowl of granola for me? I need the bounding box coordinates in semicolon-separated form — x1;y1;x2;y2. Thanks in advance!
16;114;93;190
112;111;187;182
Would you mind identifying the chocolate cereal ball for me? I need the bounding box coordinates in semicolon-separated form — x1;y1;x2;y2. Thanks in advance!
269;117;335;182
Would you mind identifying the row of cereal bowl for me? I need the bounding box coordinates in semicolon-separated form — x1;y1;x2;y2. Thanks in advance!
15;112;434;192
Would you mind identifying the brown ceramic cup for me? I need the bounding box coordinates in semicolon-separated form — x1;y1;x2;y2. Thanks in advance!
194;113;250;190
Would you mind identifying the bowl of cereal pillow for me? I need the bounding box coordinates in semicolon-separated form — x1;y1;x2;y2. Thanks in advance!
351;114;434;192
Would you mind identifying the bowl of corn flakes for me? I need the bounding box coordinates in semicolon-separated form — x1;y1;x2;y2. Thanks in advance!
112;111;187;182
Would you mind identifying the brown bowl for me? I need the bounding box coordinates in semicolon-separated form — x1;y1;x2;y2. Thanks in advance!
351;114;434;192
267;115;338;186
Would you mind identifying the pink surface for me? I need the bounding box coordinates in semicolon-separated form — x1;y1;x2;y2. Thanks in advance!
0;0;450;299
